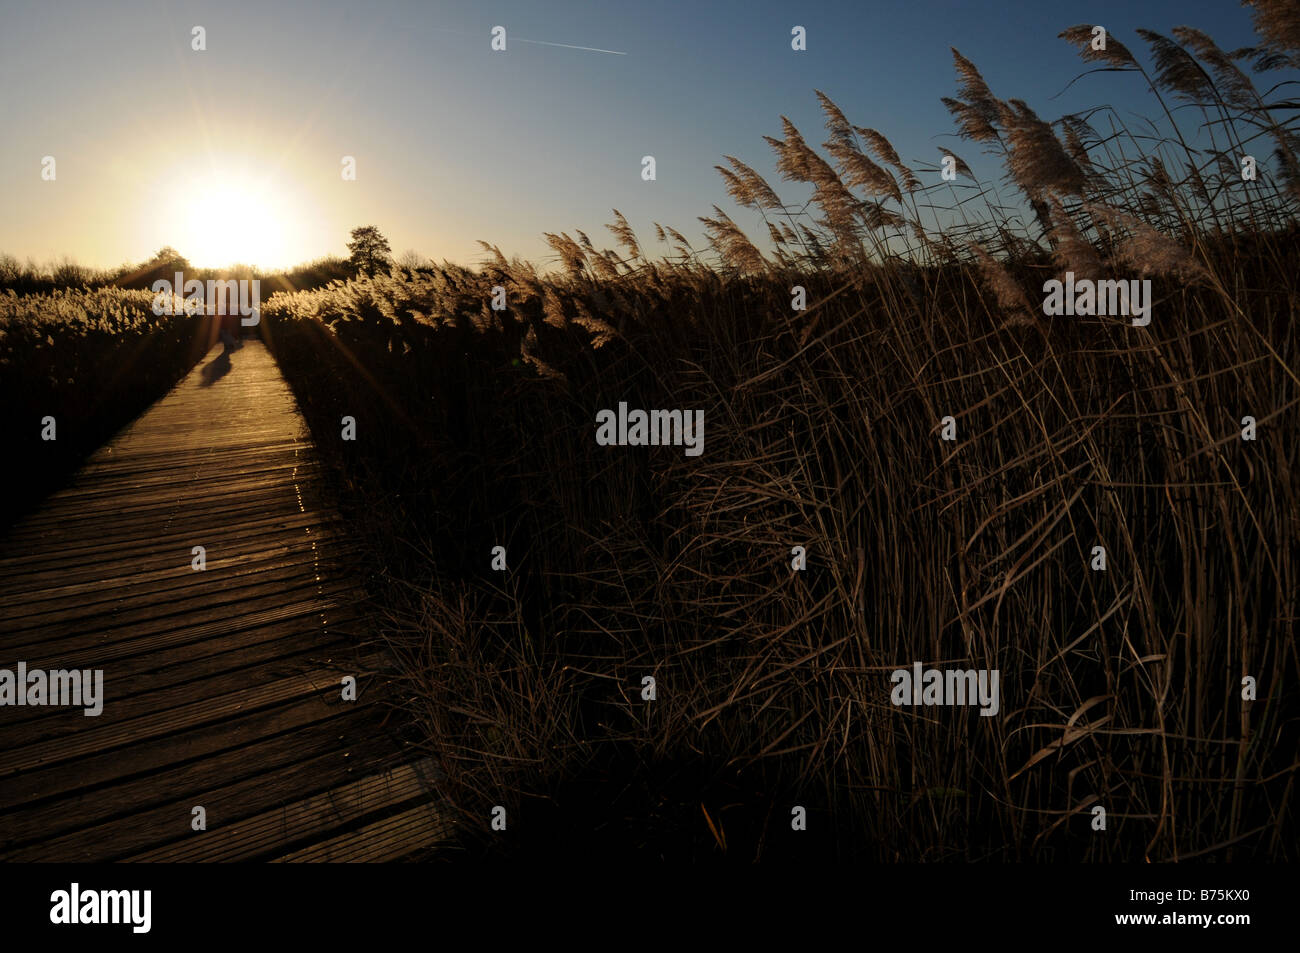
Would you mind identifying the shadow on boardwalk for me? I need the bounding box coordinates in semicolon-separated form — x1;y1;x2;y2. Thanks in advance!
199;350;233;388
0;341;449;861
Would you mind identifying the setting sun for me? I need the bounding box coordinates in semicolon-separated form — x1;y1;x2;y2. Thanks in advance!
167;173;293;268
2;0;1296;891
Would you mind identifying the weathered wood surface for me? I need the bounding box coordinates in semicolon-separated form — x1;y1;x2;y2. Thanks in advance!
0;340;450;861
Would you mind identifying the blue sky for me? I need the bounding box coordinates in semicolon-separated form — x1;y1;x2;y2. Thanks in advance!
0;0;1274;269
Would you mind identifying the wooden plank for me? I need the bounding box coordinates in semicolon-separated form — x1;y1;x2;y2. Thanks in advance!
0;706;401;856
0;662;384;777
0;692;353;811
0;340;448;861
0;512;348;585
0;610;370;707
8;467;329;530
32;456;325;504
2;561;361;637
0;543;364;627
272;799;454;863
4;593;364;669
0;642;379;745
127;757;440;862
0;510;346;574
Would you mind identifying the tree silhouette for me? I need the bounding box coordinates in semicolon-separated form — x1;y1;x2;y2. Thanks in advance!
110;246;191;290
346;226;392;277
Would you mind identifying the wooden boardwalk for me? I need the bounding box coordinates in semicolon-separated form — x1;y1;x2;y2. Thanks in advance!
0;340;450;861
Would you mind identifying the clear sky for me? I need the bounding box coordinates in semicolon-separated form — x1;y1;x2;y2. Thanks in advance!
0;0;1272;270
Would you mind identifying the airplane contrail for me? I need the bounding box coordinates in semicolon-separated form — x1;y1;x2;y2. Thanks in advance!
510;36;626;55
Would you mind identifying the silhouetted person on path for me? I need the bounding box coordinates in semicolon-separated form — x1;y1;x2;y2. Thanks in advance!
217;295;242;354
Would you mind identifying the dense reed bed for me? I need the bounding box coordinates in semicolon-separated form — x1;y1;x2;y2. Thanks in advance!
0;288;203;529
261;7;1296;860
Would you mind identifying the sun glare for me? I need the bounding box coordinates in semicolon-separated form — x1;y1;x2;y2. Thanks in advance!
165;169;297;268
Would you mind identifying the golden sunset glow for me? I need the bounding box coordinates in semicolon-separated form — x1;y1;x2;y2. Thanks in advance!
164;171;295;268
